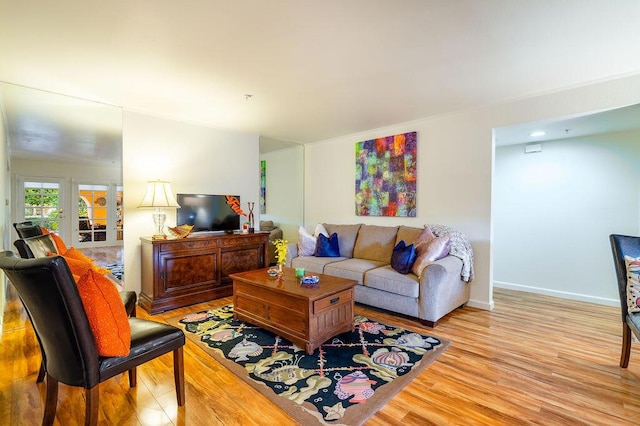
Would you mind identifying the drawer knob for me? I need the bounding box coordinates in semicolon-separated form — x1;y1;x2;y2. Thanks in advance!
330;297;339;304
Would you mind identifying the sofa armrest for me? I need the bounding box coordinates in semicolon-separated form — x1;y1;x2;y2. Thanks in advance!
285;243;298;267
418;255;470;324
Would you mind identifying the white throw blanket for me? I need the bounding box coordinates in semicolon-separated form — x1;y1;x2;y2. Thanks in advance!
428;224;474;282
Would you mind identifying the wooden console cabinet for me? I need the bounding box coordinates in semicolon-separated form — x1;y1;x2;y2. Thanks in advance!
140;232;269;314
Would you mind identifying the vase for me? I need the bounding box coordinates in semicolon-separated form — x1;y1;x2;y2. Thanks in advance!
277;263;283;276
247;202;255;233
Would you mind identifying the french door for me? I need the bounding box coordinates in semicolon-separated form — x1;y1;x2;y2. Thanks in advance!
16;178;65;236
16;177;123;248
74;182;123;247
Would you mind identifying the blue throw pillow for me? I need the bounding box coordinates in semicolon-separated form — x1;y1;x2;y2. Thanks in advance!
391;240;417;274
315;232;340;257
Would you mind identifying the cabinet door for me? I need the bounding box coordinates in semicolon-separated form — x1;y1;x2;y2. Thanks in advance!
220;245;264;281
159;251;218;297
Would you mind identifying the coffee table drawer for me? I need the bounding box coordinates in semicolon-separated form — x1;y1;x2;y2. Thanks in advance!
314;289;352;314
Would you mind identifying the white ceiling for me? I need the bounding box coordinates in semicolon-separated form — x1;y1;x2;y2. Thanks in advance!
2;1;640;160
495;103;640;147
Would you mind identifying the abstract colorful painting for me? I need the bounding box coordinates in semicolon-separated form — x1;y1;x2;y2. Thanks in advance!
355;131;417;217
260;160;266;214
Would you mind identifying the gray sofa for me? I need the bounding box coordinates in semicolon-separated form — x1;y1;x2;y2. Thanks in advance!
287;223;473;326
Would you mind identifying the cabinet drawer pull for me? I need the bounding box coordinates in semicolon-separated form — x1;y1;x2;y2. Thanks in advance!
330;297;339;304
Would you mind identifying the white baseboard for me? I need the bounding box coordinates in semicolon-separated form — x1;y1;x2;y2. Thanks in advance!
467;299;494;311
494;281;619;307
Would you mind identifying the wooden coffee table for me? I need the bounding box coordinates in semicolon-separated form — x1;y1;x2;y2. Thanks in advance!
230;267;357;354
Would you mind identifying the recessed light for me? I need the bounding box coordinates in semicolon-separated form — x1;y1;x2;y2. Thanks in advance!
529;131;546;137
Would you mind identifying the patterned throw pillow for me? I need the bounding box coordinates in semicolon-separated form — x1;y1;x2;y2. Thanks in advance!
624;256;640;313
76;269;131;356
391;240;417;274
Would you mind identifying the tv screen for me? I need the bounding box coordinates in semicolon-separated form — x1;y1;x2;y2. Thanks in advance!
176;194;240;232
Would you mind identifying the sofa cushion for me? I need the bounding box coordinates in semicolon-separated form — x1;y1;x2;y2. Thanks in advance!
323;224;361;258
364;266;420;298
291;256;347;274
391;241;417;274
395;225;425;246
323;258;386;284
353;224;398;263
315;233;341;257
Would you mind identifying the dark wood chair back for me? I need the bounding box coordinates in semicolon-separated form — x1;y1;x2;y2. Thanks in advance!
0;251;185;424
13;221;44;238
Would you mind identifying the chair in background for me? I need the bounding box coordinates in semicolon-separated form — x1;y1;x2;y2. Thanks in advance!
0;252;185;425
13;221;43;238
609;234;640;367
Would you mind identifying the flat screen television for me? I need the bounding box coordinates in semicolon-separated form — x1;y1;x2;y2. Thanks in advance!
176;194;240;233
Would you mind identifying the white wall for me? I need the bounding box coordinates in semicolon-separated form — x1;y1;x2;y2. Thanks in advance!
494;131;640;305
304;73;640;311
259;145;304;242
122;112;260;294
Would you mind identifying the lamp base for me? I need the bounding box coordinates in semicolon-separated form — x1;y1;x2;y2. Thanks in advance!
152;209;167;240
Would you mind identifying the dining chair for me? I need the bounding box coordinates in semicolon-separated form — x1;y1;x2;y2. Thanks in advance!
609;234;640;367
13;234;138;383
13;220;44;238
0;251;185;425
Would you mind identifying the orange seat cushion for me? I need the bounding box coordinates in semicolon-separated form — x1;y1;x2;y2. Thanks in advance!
76;269;131;356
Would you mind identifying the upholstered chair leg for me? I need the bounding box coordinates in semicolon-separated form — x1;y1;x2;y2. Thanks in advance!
84;386;99;426
42;373;58;426
621;322;632;368
37;361;46;383
129;367;137;387
174;346;185;406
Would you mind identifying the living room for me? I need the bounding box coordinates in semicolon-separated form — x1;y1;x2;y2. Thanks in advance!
2;2;640;424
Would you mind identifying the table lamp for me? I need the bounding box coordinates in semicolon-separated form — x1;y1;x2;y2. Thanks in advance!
138;180;180;240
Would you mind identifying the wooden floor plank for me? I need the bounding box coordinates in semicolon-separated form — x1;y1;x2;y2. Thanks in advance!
2;273;640;425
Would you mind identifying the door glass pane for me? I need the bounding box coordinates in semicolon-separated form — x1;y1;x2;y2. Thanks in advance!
24;181;61;233
78;184;109;243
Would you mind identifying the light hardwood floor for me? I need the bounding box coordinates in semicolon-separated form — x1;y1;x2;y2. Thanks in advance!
1;277;639;425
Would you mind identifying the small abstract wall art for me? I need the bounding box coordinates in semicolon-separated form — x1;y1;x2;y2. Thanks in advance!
355;131;417;217
260;160;266;214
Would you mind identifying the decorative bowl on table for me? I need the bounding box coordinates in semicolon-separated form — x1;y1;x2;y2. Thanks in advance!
300;275;320;285
167;224;194;239
267;268;279;278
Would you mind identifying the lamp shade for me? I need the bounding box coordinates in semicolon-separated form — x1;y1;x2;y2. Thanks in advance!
138;180;180;208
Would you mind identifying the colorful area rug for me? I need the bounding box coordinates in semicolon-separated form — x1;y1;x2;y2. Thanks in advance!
167;304;449;425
